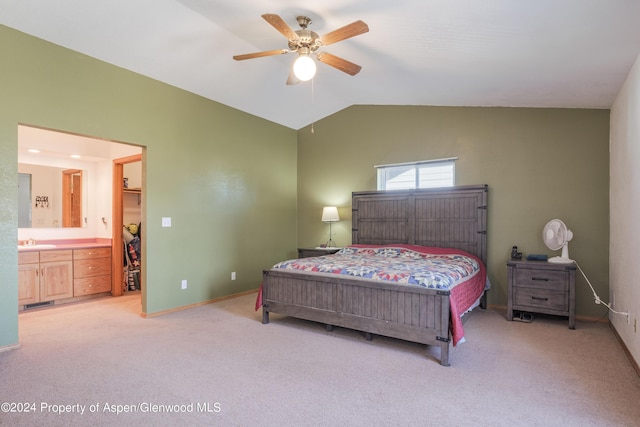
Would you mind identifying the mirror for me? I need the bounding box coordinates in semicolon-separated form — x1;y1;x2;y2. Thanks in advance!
18;163;87;228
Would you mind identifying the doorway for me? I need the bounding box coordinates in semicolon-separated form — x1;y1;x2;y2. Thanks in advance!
18;124;144;309
111;154;142;297
62;169;82;227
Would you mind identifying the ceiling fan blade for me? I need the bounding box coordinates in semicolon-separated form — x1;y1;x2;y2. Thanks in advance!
320;20;369;46
316;52;362;76
233;49;289;61
262;14;298;40
286;65;300;85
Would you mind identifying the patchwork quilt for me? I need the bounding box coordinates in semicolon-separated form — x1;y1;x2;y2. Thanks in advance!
272;245;481;290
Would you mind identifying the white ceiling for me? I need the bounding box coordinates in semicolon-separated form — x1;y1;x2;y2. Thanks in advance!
2;0;640;130
17;125;141;164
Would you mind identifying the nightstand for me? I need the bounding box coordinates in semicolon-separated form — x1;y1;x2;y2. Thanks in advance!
507;259;576;329
297;247;341;258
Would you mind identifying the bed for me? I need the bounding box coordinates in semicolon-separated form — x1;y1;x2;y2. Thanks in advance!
259;185;488;366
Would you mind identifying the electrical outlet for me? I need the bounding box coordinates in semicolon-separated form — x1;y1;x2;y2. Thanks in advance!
181;279;187;290
231;272;236;281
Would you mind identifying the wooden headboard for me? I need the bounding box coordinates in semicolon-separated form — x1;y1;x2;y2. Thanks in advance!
351;185;488;265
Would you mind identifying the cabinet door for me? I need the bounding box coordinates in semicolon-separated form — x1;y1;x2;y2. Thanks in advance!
18;263;40;305
40;261;73;302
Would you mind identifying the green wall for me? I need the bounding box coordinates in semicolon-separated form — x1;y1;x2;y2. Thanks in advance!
0;24;612;350
0;25;297;348
297;105;610;318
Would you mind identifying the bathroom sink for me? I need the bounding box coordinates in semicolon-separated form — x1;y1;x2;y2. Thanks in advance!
18;244;57;250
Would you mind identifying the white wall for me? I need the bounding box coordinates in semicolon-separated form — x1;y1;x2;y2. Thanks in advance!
610;51;640;364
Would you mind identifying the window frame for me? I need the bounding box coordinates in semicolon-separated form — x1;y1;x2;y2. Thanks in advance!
375;157;457;191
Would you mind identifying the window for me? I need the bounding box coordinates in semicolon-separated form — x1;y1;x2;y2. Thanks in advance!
376;158;456;191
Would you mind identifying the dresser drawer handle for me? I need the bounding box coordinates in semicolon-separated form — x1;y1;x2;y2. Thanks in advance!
531;296;549;301
532;277;549;281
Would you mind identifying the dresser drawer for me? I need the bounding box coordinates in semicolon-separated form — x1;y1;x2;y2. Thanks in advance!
514;287;568;312
74;257;111;278
74;275;111;296
514;268;568;291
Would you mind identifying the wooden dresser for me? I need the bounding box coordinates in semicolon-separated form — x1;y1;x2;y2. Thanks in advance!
506;259;576;329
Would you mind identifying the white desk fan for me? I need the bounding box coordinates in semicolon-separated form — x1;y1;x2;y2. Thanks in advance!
543;219;574;263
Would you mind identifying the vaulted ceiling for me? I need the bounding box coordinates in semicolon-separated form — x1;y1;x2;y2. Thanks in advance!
2;0;640;130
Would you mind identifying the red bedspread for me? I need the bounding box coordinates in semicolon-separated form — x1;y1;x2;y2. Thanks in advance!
257;244;487;346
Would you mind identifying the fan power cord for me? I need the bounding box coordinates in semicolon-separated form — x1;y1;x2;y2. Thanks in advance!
575;262;629;319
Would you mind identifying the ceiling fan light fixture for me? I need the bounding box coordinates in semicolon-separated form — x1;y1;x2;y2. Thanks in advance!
234;14;368;83
293;54;316;81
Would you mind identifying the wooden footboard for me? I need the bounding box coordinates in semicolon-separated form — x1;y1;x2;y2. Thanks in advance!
261;269;452;366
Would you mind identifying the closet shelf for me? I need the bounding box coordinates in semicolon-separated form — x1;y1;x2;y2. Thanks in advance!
123;187;141;204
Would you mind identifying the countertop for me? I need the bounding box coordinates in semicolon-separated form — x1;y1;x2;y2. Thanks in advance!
18;238;112;251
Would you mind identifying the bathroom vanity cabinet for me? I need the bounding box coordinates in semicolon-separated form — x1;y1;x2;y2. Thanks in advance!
18;250;74;305
18;243;112;309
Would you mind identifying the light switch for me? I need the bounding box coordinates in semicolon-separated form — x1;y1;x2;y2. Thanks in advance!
162;217;171;227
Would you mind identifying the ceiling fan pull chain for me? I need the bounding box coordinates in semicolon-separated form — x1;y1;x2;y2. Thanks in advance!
311;78;315;134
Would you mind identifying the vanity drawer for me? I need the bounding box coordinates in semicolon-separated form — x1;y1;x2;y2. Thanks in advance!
74;257;111;278
40;250;73;263
18;252;39;264
514;268;568;291
73;247;111;260
74;275;111;296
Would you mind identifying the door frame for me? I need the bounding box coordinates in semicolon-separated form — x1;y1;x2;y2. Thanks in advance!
62;169;82;227
112;154;142;297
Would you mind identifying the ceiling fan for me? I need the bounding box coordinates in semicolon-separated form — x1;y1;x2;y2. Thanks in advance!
233;14;369;84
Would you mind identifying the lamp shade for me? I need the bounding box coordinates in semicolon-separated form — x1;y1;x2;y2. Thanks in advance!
321;206;340;222
293;55;317;81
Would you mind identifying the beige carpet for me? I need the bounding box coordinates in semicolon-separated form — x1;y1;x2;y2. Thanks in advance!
1;292;639;427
